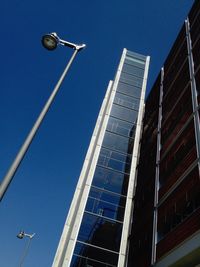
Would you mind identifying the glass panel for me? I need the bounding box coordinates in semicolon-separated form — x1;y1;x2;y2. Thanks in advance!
160;121;197;192
124;58;145;69
117;81;141;98
77;213;122;252
97;147;132;173
157;167;200;240
102;131;134;154
122;63;144;78
86;187;126;221
71;249;117;267
126;55;146;65
92;166;129;195
89;187;126;208
110;104;138;123
114;92;140;110
125;56;145;65
120;73;143;87
161;85;192;146
126;50;146;61
106;116;136;138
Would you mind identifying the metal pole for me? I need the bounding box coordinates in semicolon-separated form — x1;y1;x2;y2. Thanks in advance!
18;238;32;267
0;48;79;201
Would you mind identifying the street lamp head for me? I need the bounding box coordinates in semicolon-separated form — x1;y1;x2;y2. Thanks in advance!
17;230;36;239
42;32;86;51
41;33;59;51
17;231;25;239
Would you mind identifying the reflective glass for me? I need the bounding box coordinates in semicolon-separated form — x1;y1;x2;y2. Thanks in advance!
126;55;145;64
117;81;141;98
92;166;129;195
85;187;126;221
97;148;132;173
114;92;140;110
71;251;117;267
120;72;143;87
89;187;126;208
77;212;122;252
102;131;134;154
124;58;145;69
126;50;146;61
122;63;144;77
110;104;138;123
106;116;136;138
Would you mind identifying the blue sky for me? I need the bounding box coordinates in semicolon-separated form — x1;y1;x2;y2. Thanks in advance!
0;1;194;266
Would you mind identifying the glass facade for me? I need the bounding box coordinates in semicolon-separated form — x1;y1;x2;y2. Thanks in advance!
52;49;149;267
70;50;149;267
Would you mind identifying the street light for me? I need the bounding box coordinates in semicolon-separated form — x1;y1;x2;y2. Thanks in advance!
17;230;35;239
41;32;86;51
0;33;86;201
17;230;35;267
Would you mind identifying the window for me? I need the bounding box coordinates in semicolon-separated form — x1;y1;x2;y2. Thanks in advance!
160;121;196;188
72;242;118;266
92;166;129;195
117;81;142;98
86;187;126;221
97;148;132;173
106;117;136;139
121;71;143;85
120;74;143;88
77;213;122;252
110;104;138;123
102;131;134;155
157;167;200;240
114;92;139;110
122;63;144;78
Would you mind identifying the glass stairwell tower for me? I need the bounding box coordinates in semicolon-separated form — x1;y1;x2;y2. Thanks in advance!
52;49;150;267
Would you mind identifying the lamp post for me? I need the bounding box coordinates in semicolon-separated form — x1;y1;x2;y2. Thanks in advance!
0;33;86;201
17;230;35;267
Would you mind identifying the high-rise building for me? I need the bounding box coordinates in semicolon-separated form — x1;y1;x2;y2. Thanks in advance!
53;2;200;266
128;1;200;266
52;49;150;267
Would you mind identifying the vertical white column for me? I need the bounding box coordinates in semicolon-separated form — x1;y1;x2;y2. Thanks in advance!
52;81;113;267
185;18;200;172
151;68;164;265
